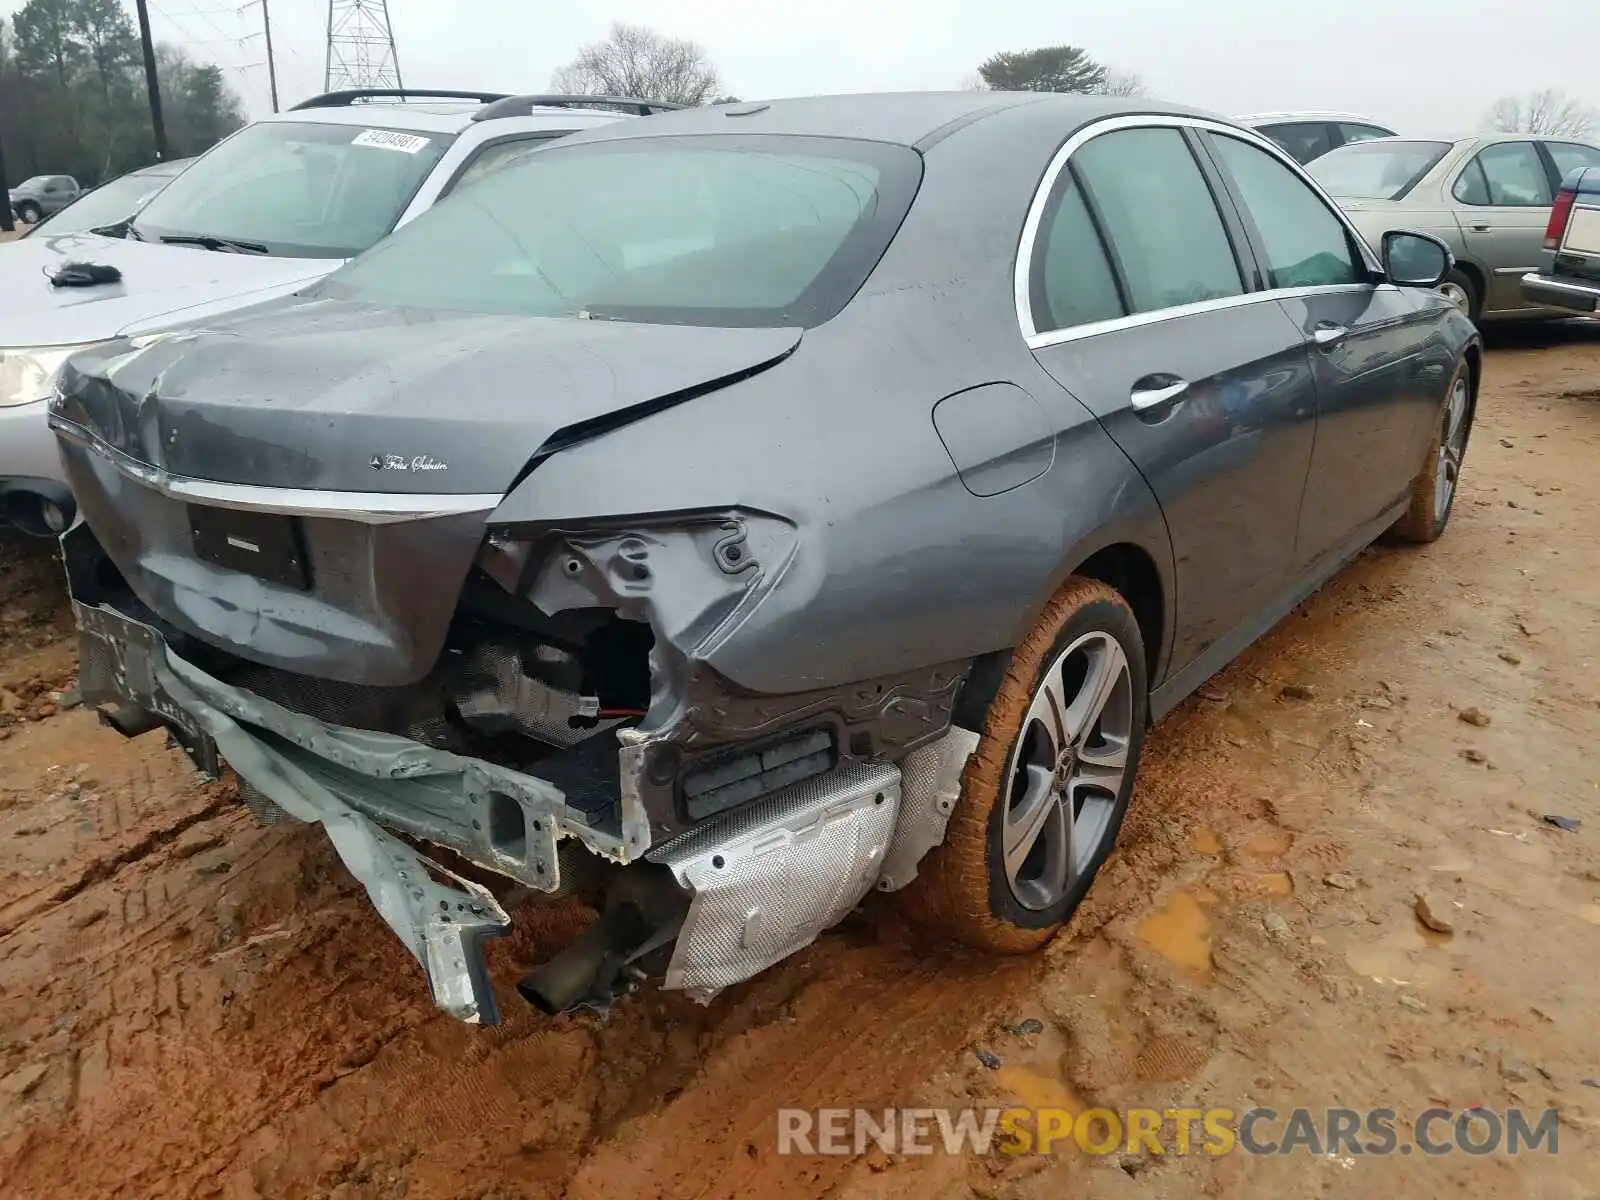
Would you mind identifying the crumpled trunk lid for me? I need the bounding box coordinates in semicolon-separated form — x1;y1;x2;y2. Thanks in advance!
53;299;801;492
52;300;800;686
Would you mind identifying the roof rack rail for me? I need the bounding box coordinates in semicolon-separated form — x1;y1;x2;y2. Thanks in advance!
290;88;512;111
472;94;687;121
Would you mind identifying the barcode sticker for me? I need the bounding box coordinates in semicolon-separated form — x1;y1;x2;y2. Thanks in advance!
351;129;432;154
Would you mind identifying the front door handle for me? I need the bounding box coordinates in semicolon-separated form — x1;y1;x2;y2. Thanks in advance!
1130;378;1189;411
1312;323;1349;348
1469;222;1492;232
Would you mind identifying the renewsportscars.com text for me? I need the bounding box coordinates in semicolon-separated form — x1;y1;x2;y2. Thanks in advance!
776;1106;1561;1157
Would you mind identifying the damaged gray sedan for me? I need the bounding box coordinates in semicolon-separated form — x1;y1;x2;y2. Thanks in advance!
49;92;1479;1024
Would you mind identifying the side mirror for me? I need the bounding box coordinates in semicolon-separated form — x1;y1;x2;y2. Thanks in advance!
1382;230;1452;288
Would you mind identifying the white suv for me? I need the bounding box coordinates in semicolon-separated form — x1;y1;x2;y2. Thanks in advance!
0;89;672;536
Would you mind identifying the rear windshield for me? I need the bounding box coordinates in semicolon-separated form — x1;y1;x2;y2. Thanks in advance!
133;120;453;258
314;134;923;327
1308;139;1452;200
32;170;177;235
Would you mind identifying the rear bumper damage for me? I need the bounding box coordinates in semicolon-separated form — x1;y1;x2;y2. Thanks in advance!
75;598;975;1024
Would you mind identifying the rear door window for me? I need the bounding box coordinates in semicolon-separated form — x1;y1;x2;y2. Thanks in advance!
1071;127;1245;315
1261;122;1335;165
1210;134;1363;289
1456;142;1553;206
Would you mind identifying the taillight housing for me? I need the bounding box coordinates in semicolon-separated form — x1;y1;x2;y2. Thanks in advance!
1545;187;1576;250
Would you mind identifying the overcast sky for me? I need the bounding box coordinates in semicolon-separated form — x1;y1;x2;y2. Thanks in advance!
5;0;1596;135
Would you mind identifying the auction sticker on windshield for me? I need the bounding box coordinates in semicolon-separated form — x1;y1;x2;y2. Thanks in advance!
351;129;432;154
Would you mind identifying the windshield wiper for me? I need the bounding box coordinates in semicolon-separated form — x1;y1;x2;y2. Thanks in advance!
159;233;269;255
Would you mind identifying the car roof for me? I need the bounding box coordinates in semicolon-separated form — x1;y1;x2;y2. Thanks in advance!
1237;111;1392;126
546;91;1218;151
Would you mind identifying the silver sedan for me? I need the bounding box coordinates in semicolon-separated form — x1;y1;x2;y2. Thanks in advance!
1309;133;1600;323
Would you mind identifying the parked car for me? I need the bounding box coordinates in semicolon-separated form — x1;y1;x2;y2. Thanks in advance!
1309;133;1600;324
1237;112;1397;164
1521;165;1600;314
21;158;194;239
0;89;672;537
7;174;83;224
53;93;1478;1026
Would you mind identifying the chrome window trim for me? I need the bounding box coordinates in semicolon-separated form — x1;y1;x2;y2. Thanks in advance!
1023;284;1388;351
1014;114;1386;343
51;416;501;523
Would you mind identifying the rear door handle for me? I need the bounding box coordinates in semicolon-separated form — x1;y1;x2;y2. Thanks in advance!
1130;378;1189;411
1469;222;1492;232
1312;323;1349;348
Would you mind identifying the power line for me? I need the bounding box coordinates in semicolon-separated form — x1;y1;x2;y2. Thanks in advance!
147;2;245;48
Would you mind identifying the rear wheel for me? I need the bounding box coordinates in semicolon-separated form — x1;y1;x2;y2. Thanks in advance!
1389;358;1474;544
905;577;1148;953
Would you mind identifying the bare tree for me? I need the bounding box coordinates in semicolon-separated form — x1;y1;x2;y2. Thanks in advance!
1486;89;1596;138
1098;69;1148;97
551;23;720;106
960;71;988;92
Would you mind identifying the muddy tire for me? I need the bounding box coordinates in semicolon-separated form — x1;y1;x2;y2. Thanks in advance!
901;577;1148;953
1388;358;1474;545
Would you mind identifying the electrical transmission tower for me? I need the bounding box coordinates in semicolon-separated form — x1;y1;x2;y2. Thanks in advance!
324;0;403;91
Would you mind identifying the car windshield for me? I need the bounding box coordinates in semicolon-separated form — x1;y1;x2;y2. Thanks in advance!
1308;139;1453;200
32;170;176;235
314;134;923;327
132;120;453;258
14;176;49;191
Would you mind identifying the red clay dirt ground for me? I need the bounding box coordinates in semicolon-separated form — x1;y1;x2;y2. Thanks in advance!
0;326;1597;1200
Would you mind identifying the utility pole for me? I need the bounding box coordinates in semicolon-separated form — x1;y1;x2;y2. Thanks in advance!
0;123;14;234
132;0;168;159
261;0;280;112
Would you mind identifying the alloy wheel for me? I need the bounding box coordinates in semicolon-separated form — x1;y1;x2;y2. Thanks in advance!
1434;373;1470;522
1002;630;1134;911
1437;280;1472;316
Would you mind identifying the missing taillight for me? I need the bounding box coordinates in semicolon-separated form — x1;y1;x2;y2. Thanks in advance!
1546;188;1577;251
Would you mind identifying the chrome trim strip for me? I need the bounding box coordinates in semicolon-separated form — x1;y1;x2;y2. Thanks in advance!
51;417;502;523
1023;284;1393;351
1013;113;1387;342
